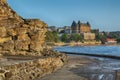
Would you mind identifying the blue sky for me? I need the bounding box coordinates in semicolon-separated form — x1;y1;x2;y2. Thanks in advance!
7;0;120;31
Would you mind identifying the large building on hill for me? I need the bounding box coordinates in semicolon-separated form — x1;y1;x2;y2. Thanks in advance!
71;21;95;40
71;21;91;33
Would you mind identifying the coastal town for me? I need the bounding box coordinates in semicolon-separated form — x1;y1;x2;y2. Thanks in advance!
47;21;120;46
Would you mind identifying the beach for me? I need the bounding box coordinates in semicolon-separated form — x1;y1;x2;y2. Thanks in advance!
36;55;120;80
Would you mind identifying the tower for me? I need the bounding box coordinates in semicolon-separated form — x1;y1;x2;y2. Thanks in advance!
78;20;81;33
71;21;78;33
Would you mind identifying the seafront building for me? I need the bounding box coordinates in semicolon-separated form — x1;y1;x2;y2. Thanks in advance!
48;20;97;41
71;21;91;33
71;21;95;40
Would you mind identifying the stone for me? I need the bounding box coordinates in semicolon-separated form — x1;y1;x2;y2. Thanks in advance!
0;0;47;56
0;1;67;80
2;40;14;52
15;27;27;35
0;37;12;43
0;27;6;37
5;72;12;78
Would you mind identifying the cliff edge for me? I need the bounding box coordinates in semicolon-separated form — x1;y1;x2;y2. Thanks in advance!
0;0;48;56
0;0;67;80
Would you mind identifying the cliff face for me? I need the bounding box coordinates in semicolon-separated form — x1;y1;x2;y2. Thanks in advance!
0;1;67;80
0;0;48;56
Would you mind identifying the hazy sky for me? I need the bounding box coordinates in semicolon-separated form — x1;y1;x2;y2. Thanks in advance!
8;0;120;31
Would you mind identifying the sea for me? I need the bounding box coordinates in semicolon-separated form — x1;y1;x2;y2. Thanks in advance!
54;45;120;57
54;45;120;80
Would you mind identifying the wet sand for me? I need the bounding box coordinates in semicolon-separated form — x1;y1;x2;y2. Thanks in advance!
36;55;120;80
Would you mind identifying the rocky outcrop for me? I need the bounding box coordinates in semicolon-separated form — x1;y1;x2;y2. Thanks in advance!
0;0;67;80
0;0;47;56
0;52;67;80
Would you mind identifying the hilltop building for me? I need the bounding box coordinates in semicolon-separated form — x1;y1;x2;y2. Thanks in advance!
71;21;95;40
71;21;91;33
83;33;95;40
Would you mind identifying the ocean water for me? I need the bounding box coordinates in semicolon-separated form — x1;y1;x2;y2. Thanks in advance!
54;45;120;57
54;45;120;80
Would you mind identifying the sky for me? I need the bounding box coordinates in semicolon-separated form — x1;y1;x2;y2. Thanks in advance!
7;0;120;31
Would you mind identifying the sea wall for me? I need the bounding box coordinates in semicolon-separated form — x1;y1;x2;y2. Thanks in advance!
0;53;67;80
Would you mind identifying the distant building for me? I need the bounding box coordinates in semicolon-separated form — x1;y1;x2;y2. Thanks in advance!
58;26;71;34
71;21;91;33
57;27;64;33
48;26;57;31
64;26;71;34
105;38;117;44
82;33;95;40
92;29;99;34
71;20;95;40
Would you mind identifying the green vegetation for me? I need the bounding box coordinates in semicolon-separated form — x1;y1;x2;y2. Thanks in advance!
45;31;59;42
70;34;84;42
95;34;107;44
60;34;84;42
95;34;101;41
46;29;120;44
117;38;120;43
60;34;69;42
100;35;107;44
111;34;119;39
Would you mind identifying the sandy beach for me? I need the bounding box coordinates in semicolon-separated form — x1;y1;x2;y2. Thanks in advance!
36;55;120;80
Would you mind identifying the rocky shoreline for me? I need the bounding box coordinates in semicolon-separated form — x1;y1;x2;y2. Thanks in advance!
46;42;120;49
0;0;120;80
0;50;67;80
0;0;67;80
39;55;120;80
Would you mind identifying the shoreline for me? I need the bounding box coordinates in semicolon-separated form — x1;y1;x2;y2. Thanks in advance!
46;42;120;48
60;51;120;60
38;55;120;80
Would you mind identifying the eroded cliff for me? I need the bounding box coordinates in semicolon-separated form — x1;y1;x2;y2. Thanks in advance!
0;0;47;56
0;0;67;80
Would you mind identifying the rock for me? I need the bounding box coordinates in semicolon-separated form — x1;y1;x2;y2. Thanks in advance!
0;27;6;37
0;0;47;56
0;37;12;43
0;1;67;80
5;72;12;78
2;40;14;52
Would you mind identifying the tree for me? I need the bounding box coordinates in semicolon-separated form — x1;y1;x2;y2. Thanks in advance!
95;34;101;41
70;34;84;42
52;31;59;42
100;35;107;44
45;31;59;42
60;34;69;42
117;38;120;43
111;33;119;39
95;34;107;44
